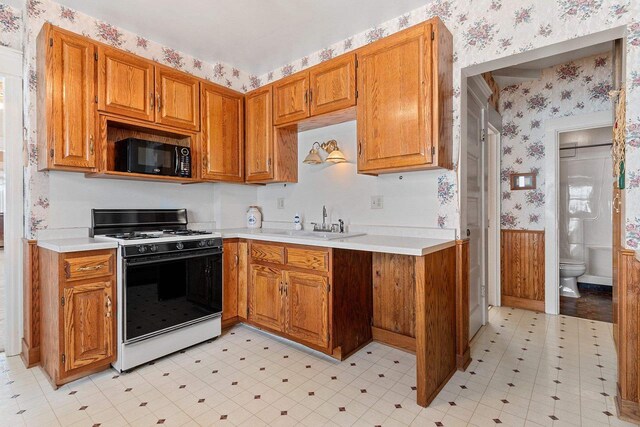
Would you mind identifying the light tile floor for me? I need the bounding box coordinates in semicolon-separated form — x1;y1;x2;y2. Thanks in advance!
0;306;637;426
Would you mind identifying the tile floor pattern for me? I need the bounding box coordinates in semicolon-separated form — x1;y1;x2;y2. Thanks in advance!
0;306;637;426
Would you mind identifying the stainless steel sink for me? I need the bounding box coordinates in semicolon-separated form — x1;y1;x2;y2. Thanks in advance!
267;230;365;240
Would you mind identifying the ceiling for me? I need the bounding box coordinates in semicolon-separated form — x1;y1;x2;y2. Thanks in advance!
492;42;613;88
49;0;429;75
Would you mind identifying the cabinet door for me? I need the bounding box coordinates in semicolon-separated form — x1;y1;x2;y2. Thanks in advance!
49;29;97;170
201;83;244;182
155;67;200;130
63;280;115;372
248;264;284;331
273;73;309;125
356;24;433;172
98;46;155;121
223;241;239;321
283;270;329;349
245;87;274;182
310;54;356;116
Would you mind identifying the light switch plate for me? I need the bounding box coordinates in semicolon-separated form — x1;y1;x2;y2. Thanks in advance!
371;195;383;209
277;198;285;209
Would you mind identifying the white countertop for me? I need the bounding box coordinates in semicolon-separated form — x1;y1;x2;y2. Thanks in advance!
217;228;455;256
37;238;119;253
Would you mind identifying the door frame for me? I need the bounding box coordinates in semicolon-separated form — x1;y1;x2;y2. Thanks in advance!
543;111;613;314
486;113;502;308
465;75;492;332
0;46;24;355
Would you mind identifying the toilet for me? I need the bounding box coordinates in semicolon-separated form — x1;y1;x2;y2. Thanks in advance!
559;258;586;298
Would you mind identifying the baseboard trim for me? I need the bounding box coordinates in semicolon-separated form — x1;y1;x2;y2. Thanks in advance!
20;338;39;368
617;383;640;423
371;326;415;354
457;347;471;371
501;295;545;312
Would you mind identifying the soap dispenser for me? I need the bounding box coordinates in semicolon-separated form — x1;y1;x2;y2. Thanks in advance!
294;213;302;231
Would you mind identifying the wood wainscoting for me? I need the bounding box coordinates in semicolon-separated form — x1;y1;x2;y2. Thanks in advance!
21;239;40;367
616;249;640;422
500;229;545;312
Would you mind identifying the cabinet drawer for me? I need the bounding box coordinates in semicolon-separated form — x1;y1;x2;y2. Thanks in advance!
286;247;329;272
251;242;285;264
63;252;114;281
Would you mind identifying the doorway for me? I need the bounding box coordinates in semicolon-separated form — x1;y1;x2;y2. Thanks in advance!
0;46;23;356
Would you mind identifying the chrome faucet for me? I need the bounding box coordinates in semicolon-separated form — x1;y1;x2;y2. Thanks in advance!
311;206;345;233
322;205;328;230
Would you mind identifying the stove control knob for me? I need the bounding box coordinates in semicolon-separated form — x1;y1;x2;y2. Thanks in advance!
207;239;216;246
149;244;158;252
198;240;206;247
137;245;147;254
176;242;184;250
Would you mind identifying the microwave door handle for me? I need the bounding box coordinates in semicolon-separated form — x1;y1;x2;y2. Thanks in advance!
175;146;180;176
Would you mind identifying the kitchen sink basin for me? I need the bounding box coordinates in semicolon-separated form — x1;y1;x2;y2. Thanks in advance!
267;230;365;240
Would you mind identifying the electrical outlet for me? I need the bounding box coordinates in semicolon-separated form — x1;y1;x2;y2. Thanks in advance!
277;198;285;209
371;195;383;209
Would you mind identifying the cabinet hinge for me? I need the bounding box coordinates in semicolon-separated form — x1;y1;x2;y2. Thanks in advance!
61;353;65;364
431;31;435;41
355;58;358;68
94;52;98;61
95;95;98;103
49;38;53;47
61;296;65;306
431;146;436;156
355;90;358;99
50;148;54;158
327;283;331;292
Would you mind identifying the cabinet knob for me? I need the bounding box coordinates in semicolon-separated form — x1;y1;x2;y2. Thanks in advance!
89;135;94;155
105;296;112;318
157;94;162;111
358;142;362;156
150;92;155;109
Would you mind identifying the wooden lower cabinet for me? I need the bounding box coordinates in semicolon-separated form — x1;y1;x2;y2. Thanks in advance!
283;270;329;349
39;248;116;387
249;264;285;331
246;240;372;358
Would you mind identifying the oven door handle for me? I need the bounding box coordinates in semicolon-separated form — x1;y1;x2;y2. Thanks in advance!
124;250;221;266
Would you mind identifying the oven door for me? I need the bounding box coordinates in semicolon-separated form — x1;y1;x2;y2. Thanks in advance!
122;248;222;343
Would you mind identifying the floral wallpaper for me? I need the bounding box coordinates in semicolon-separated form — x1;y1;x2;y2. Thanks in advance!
19;0;255;237
499;53;613;230
252;0;640;247
0;0;639;247
0;2;21;50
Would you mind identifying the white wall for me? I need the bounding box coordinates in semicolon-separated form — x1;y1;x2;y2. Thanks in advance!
256;121;443;230
46;172;217;229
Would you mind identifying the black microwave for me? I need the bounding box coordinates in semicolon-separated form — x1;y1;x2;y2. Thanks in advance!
114;138;191;178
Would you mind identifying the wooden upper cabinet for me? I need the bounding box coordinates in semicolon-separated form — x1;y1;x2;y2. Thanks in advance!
249;264;284;331
98;46;155;121
201;83;244;182
245;86;274;182
284;270;329;349
155;66;200;131
63;280;115;372
273;73;310;125
356;19;452;174
38;25;97;171
310;54;356;116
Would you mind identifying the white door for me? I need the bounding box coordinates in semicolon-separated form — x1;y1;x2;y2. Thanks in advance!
466;90;488;338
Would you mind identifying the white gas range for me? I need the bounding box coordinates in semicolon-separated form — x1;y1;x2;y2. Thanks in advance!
92;209;223;372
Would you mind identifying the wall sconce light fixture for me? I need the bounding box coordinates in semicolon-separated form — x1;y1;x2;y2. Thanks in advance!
303;139;346;164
